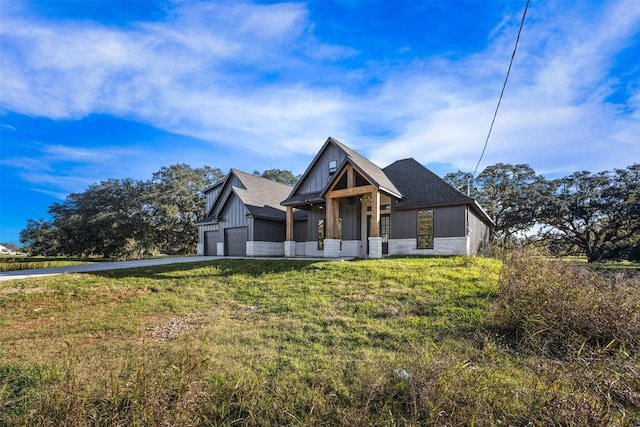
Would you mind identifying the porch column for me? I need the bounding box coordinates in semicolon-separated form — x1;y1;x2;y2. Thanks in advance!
368;190;383;258
324;197;341;257
284;205;296;257
286;206;294;241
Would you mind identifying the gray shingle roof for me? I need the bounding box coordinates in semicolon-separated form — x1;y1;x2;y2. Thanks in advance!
230;169;294;220
197;169;297;223
383;158;473;208
383;158;492;224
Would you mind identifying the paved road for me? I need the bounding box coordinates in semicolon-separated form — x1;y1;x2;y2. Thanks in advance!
0;256;222;281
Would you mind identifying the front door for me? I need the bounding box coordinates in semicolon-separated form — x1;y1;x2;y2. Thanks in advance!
367;214;390;255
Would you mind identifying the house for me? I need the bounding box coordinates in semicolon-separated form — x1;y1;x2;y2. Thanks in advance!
196;138;492;258
195;169;300;257
0;244;19;255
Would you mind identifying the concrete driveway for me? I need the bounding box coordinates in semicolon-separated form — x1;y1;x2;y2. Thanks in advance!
0;256;222;281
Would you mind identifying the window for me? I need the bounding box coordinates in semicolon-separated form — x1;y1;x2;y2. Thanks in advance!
318;219;325;250
328;160;337;174
317;218;342;250
417;210;434;249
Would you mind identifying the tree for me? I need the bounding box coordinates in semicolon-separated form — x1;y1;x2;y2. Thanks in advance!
443;171;477;198
475;164;552;243
20;164;224;258
49;178;152;258
149;164;224;254
19;218;60;255
538;164;640;262
445;164;551;245
254;169;299;186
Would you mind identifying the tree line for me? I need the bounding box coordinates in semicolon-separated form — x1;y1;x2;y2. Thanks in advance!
19;163;639;262
19;166;297;259
445;163;640;262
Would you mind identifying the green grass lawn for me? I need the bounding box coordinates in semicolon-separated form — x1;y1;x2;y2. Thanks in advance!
0;256;637;426
0;256;105;272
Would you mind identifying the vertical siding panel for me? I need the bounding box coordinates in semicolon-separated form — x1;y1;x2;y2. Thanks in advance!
339;198;361;240
390;209;416;239
294;220;307;242
434;206;465;237
306;206;325;241
220;193;250;230
468;209;490;253
299;145;347;195
254;218;286;242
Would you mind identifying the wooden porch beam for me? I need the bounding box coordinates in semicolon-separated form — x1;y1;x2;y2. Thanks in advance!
286;205;294;241
370;190;380;237
325;184;377;199
325;197;340;239
346;163;355;188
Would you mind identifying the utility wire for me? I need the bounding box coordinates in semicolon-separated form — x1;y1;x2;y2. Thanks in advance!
472;0;530;178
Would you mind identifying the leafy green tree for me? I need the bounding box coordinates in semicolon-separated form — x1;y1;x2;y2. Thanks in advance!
19;218;60;255
20;164;224;258
475;163;552;243
49;178;152;258
150;164;224;254
446;164;551;244
538;164;640;262
443;171;477;198
254;169;299;186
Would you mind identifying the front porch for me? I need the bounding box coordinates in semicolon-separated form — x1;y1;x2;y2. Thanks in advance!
284;164;393;259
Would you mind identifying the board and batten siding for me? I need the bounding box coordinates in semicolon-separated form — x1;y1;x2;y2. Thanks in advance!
219;193;250;229
305;205;325;242
252;218;286;242
205;184;223;213
339;198;361;241
210;174;244;218
390;205;468;239
293;220;307;242
297;145;347;195
468;209;490;254
434;206;466;237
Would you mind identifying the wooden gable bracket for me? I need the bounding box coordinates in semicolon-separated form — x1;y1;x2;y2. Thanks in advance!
324;162;382;239
325;163;377;199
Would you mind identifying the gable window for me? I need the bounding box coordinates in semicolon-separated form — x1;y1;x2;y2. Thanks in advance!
417;210;434;249
328;160;337;174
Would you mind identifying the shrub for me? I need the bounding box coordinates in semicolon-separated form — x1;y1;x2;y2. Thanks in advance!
490;248;640;357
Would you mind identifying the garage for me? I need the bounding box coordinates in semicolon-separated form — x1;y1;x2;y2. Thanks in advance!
204;231;220;256
224;227;247;256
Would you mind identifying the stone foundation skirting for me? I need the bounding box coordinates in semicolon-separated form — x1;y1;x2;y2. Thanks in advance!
246;241;284;257
388;237;469;256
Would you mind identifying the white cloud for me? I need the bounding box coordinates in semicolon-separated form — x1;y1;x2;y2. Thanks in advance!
0;157;53;172
365;1;640;174
0;0;638;178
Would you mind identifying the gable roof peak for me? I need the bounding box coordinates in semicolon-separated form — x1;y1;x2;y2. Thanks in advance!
282;137;403;205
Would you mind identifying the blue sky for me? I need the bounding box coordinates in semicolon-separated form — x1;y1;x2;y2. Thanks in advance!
1;0;639;245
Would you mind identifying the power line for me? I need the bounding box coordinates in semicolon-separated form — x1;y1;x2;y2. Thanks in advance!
472;0;530;178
